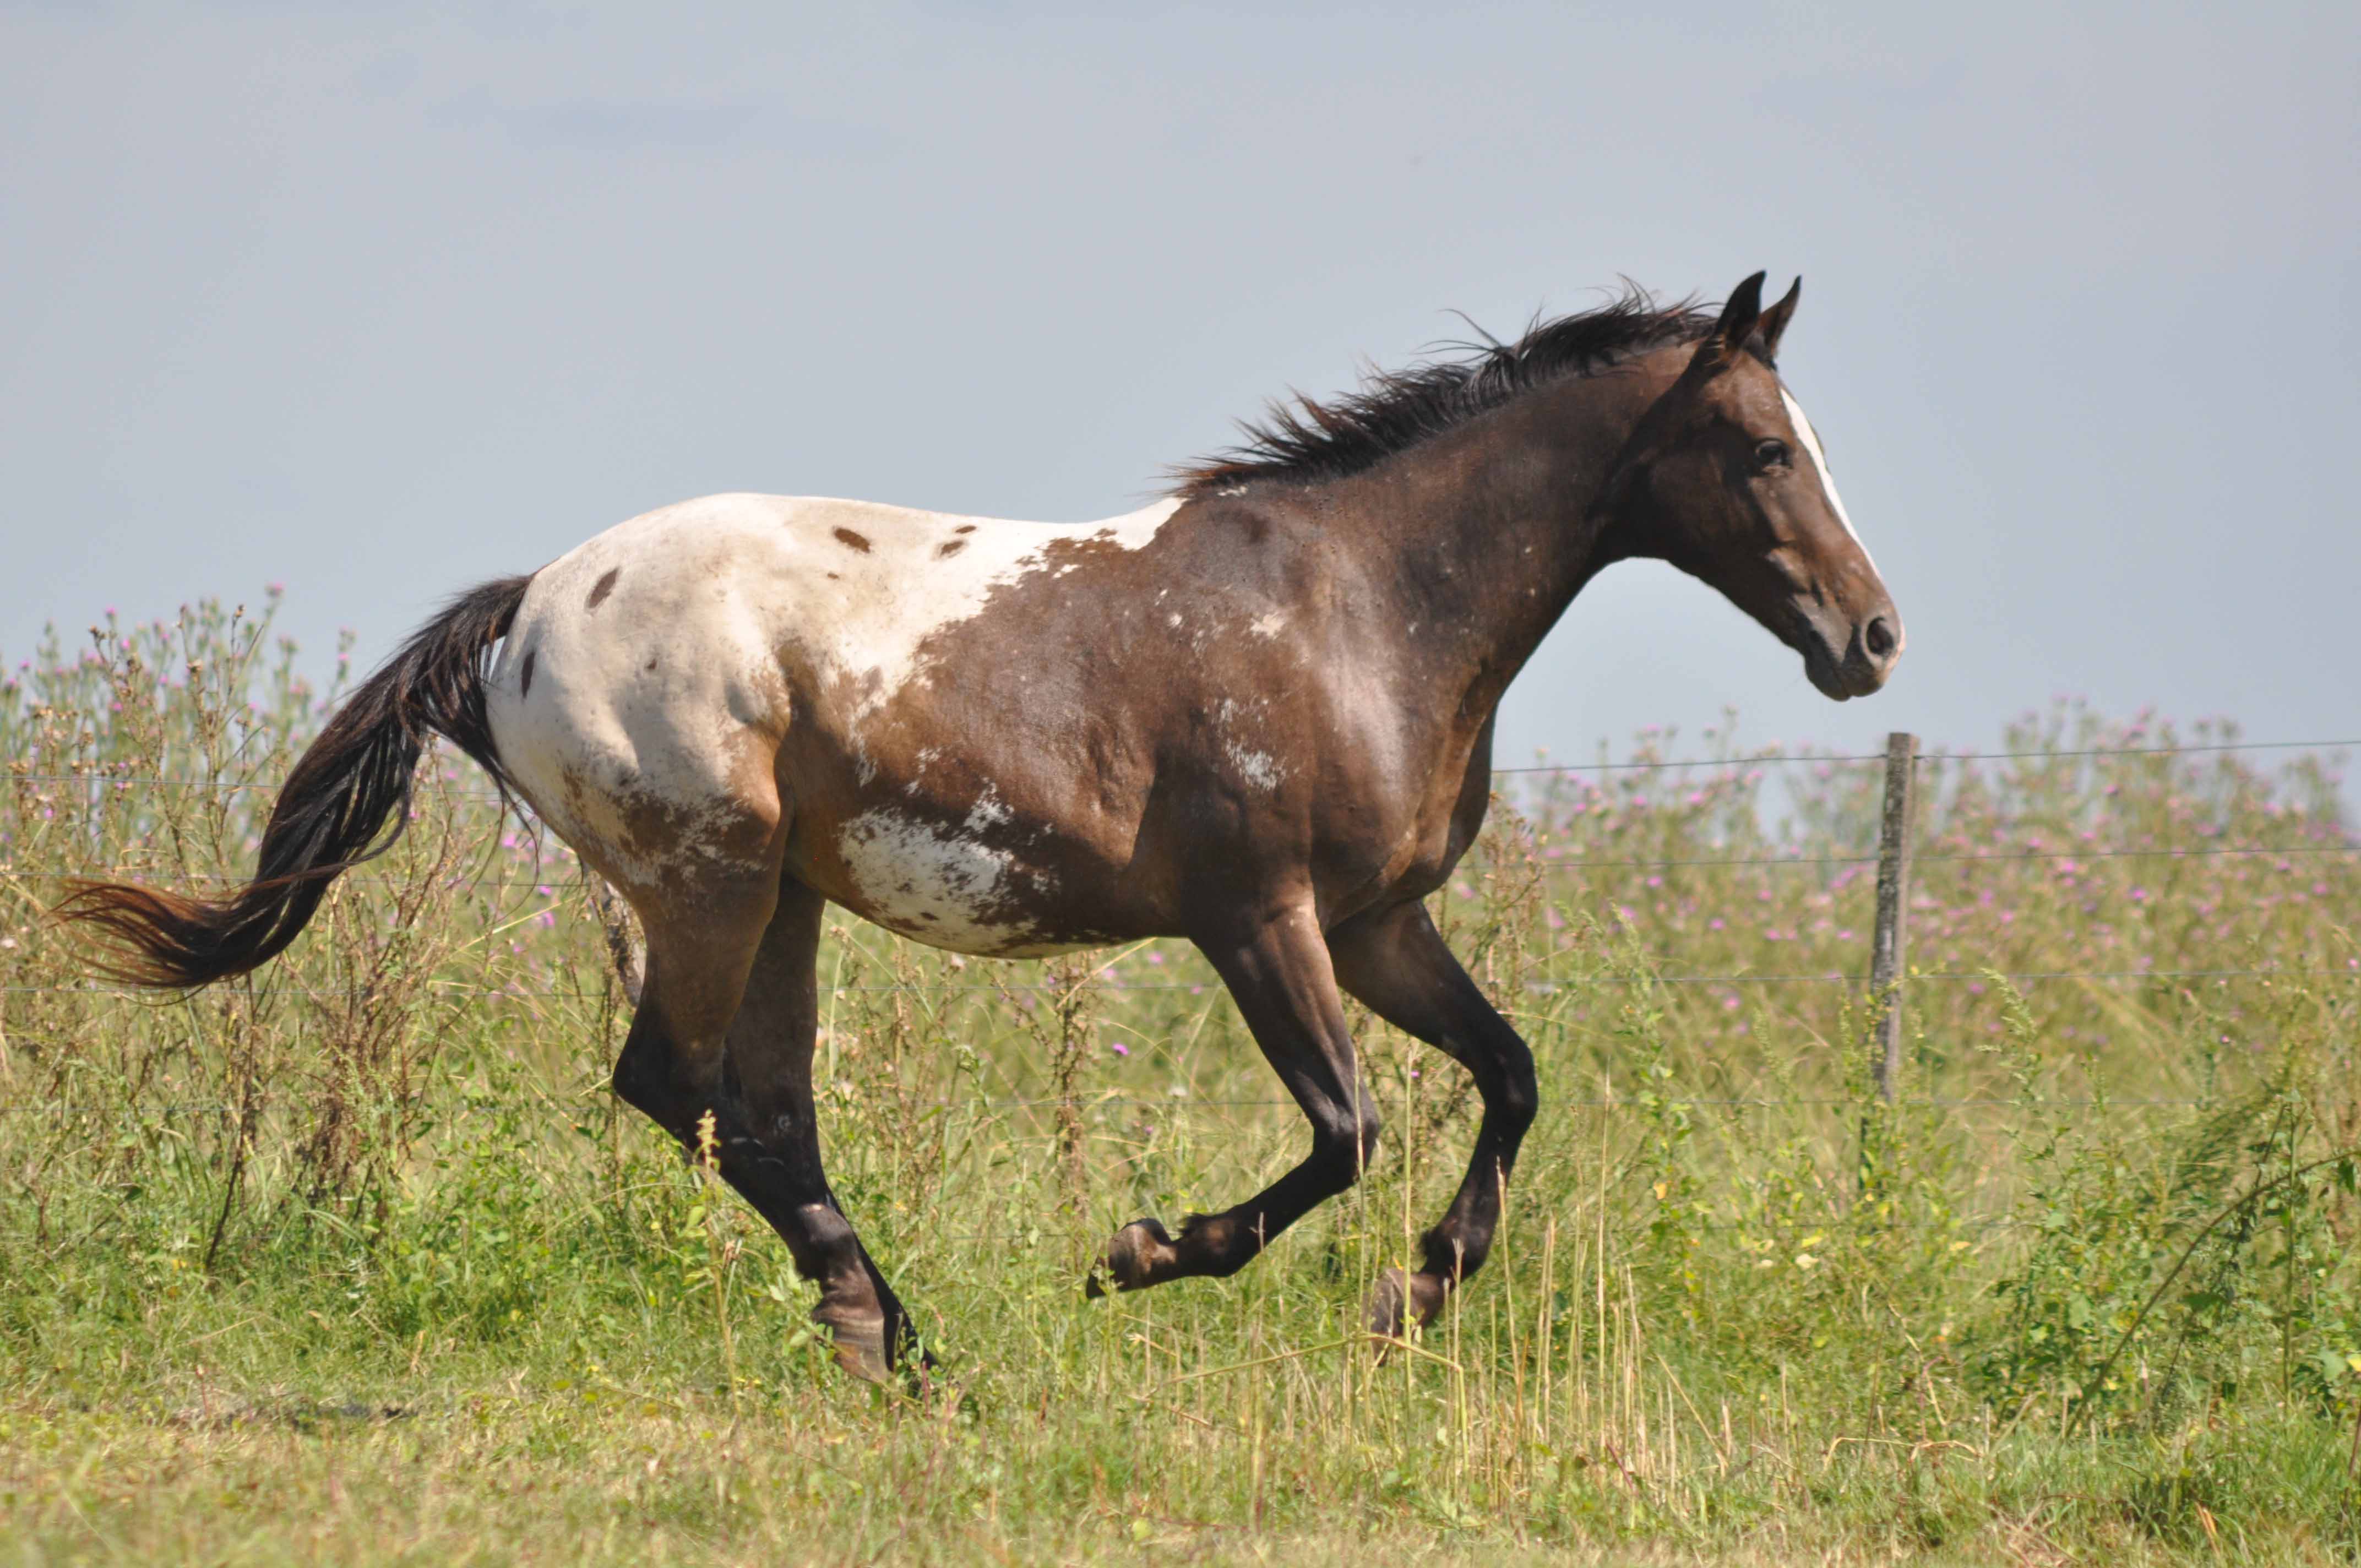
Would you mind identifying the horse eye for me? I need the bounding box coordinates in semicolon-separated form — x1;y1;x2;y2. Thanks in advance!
1754;438;1791;471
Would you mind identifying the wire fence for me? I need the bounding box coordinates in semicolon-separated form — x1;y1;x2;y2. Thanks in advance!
6;840;2356;891
6;733;2355;1107
10;733;2356;796
3;734;2354;997
6;730;2354;895
4;963;2357;1004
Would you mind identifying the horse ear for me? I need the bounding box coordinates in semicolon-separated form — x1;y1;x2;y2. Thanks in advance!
1754;276;1800;360
1707;271;1767;350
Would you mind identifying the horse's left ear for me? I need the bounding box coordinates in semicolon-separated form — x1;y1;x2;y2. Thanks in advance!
1753;276;1800;361
1706;271;1767;351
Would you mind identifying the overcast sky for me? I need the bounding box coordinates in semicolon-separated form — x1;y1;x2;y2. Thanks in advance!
5;2;2355;768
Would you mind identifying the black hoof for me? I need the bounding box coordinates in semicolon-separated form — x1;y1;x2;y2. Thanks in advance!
813;1299;893;1385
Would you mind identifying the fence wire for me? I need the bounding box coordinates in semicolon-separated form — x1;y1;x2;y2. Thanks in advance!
10;732;2355;797
8;836;2357;890
6;733;2354;1130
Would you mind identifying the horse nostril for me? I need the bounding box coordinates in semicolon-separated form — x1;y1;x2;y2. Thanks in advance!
1864;616;1898;661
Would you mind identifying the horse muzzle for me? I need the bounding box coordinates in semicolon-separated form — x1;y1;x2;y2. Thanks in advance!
1798;603;1903;701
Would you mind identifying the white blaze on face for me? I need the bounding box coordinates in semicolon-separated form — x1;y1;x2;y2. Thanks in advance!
1778;388;1875;572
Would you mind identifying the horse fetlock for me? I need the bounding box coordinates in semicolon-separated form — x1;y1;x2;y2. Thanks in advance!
1086;1217;1180;1295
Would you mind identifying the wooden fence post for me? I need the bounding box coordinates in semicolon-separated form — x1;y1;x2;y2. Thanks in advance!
1869;732;1918;1102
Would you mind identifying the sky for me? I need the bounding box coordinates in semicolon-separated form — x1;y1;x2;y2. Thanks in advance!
4;2;2357;770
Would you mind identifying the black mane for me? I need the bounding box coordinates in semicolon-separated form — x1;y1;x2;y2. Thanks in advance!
1172;285;1753;495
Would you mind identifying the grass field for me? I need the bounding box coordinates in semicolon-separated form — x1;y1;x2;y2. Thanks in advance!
3;597;2358;1564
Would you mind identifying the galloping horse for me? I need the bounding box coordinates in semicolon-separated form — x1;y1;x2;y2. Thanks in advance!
62;274;1901;1380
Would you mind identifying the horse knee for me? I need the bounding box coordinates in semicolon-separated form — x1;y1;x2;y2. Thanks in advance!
1497;1061;1538;1136
1484;1041;1538;1137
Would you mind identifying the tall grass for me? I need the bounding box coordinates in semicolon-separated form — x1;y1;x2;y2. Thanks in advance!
2;597;2357;1564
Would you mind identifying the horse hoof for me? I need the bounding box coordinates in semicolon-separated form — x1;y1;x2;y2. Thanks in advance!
812;1300;893;1385
1366;1266;1449;1349
1088;1217;1177;1296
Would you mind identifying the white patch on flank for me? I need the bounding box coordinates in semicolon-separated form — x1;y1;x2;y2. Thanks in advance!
1778;389;1875;569
836;805;1024;953
1249;611;1286;639
964;786;1013;830
834;786;1071;955
483;491;1182;890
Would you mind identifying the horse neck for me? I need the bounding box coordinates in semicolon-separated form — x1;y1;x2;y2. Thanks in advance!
1328;365;1666;710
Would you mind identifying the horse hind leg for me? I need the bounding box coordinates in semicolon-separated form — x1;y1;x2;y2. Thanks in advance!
1327;900;1538;1341
710;879;921;1381
608;867;915;1384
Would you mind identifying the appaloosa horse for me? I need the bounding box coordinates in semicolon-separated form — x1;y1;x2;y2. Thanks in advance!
62;273;1901;1380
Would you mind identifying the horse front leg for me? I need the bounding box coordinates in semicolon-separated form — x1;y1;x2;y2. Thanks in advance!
1327;899;1538;1338
1088;900;1381;1294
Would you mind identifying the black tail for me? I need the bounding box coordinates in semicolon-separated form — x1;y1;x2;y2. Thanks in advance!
56;575;535;989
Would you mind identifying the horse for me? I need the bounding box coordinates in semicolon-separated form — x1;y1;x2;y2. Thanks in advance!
59;272;1902;1382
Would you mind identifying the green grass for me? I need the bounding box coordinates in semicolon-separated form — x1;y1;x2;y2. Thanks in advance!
2;597;2358;1564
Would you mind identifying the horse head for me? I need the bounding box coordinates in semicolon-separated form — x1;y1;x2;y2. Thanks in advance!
1603;271;1903;700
